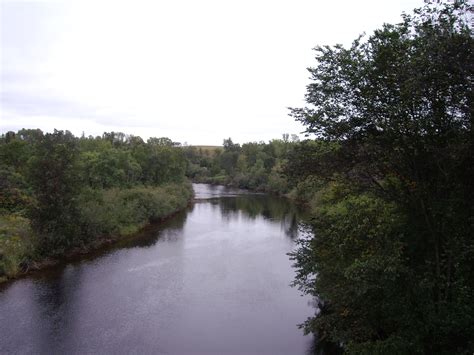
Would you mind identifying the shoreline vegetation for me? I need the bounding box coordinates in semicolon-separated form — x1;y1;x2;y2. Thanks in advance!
0;129;193;284
0;182;193;284
184;137;304;198
286;3;474;353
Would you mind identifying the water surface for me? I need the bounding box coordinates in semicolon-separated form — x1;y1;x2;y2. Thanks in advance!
0;184;314;354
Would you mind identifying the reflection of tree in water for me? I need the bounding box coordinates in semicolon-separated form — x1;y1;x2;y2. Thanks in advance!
218;195;309;239
120;207;190;249
32;265;85;354
282;213;299;239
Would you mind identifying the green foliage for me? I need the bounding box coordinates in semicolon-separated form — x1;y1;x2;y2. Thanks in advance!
80;148;142;188
141;144;186;184
0;214;33;280
0;137;31;175
186;135;297;194
0;167;33;214
78;182;192;237
0;128;191;279
27;130;83;254
291;188;410;344
289;2;474;353
267;162;288;193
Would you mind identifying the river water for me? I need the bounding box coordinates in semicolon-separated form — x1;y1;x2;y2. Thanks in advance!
0;184;316;354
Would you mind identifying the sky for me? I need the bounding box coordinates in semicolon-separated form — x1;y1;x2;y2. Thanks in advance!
1;0;424;145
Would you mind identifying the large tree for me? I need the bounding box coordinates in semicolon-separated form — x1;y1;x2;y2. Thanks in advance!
289;1;474;353
27;130;83;254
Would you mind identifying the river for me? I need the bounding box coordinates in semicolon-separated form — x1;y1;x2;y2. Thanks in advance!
0;183;316;354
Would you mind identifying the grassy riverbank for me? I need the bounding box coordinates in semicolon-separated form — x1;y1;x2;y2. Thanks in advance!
0;182;193;283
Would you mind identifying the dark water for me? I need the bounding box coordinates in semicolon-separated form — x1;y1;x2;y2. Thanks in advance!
0;184;316;355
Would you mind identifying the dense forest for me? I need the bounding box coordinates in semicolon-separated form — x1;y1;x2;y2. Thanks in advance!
0;129;192;281
0;1;472;354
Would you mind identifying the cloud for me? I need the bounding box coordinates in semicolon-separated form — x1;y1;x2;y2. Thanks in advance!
1;0;425;145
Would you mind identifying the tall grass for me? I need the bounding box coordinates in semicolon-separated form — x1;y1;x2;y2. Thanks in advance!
0;214;33;281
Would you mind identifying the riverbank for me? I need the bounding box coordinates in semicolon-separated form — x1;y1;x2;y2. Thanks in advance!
192;177;312;207
0;182;193;284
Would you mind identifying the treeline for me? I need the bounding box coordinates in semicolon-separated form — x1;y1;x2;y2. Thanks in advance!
0;129;192;281
287;2;473;354
184;134;300;194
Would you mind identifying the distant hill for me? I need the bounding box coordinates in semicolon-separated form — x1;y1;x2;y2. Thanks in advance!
190;145;223;155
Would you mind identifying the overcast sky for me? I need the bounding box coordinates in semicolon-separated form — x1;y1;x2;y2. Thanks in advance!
1;0;424;145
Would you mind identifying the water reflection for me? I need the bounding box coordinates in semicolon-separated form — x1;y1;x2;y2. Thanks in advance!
0;183;317;354
193;183;254;199
216;194;307;240
34;266;83;354
118;208;189;249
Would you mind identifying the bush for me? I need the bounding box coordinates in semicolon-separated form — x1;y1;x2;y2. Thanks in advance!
0;214;33;280
78;182;193;238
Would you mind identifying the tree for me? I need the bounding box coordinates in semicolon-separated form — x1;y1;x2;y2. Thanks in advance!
289;2;474;353
223;138;240;152
219;138;240;175
27;130;83;254
147;137;174;147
